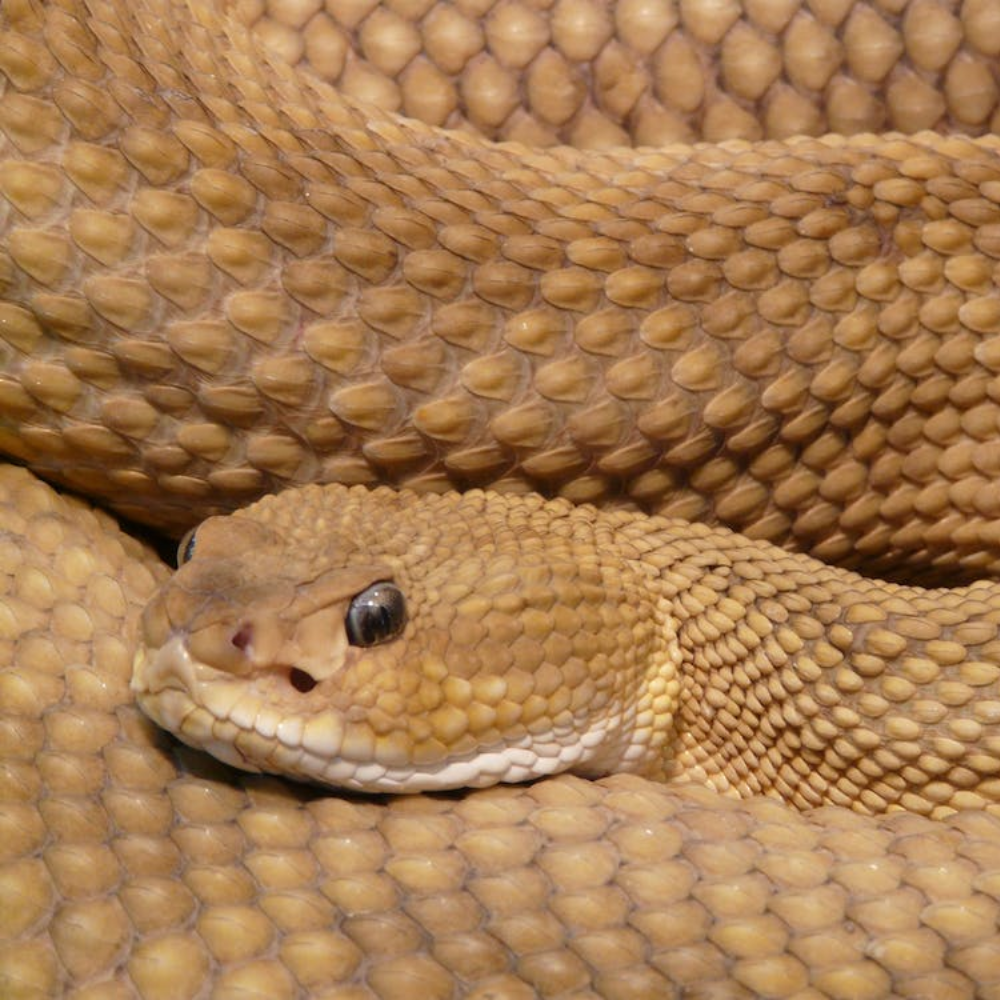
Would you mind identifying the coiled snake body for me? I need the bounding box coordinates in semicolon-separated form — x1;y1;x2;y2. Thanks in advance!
4;0;1000;996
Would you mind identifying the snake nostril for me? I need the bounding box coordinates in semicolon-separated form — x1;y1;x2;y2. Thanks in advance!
289;668;317;693
231;624;252;652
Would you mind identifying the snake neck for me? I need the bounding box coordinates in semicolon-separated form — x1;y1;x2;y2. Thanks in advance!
614;514;1000;816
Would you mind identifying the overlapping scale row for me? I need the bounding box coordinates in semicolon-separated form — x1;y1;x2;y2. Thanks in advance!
4;1;1000;580
4;464;1000;999
248;0;1000;146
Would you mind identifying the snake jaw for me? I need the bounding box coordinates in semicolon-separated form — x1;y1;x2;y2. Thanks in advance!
131;639;264;774
132;632;663;792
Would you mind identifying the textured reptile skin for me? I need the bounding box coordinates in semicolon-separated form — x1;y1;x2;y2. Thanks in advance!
137;483;1000;817
4;0;1000;996
4;464;1000;999
3;0;1000;579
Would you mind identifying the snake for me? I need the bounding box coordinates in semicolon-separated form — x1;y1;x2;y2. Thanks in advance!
4;0;1000;995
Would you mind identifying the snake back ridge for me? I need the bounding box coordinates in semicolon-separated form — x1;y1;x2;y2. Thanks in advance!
3;0;1000;579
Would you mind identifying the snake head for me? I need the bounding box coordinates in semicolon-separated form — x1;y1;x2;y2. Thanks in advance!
132;484;681;792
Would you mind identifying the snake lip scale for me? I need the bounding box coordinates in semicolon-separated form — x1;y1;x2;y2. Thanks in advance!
133;636;626;794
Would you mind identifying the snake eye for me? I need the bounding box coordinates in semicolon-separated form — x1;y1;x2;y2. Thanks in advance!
177;528;198;565
346;582;406;647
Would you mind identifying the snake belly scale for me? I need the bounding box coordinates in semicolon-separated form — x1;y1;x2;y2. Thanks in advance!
4;0;1000;997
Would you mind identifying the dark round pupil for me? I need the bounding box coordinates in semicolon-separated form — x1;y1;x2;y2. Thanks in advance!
346;582;406;647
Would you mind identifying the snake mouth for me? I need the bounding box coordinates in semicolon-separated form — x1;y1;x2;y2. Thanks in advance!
132;637;625;792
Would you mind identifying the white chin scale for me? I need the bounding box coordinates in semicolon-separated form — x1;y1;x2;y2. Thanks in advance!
132;637;627;793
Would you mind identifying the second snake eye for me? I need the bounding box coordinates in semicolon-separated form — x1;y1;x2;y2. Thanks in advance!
177;527;198;566
346;582;407;647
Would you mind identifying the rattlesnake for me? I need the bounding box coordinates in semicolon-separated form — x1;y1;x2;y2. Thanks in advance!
5;0;1000;996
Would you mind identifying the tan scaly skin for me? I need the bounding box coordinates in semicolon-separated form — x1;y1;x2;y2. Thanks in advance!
4;463;1000;999
5;0;1000;995
3;0;1000;579
136;482;1000;819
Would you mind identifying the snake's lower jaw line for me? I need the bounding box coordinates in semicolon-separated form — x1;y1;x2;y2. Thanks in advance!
133;635;641;792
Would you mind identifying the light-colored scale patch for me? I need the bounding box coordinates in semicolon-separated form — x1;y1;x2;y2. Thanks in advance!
133;637;625;792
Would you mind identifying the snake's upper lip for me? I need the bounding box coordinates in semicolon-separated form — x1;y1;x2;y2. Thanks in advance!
133;635;341;751
132;643;621;794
